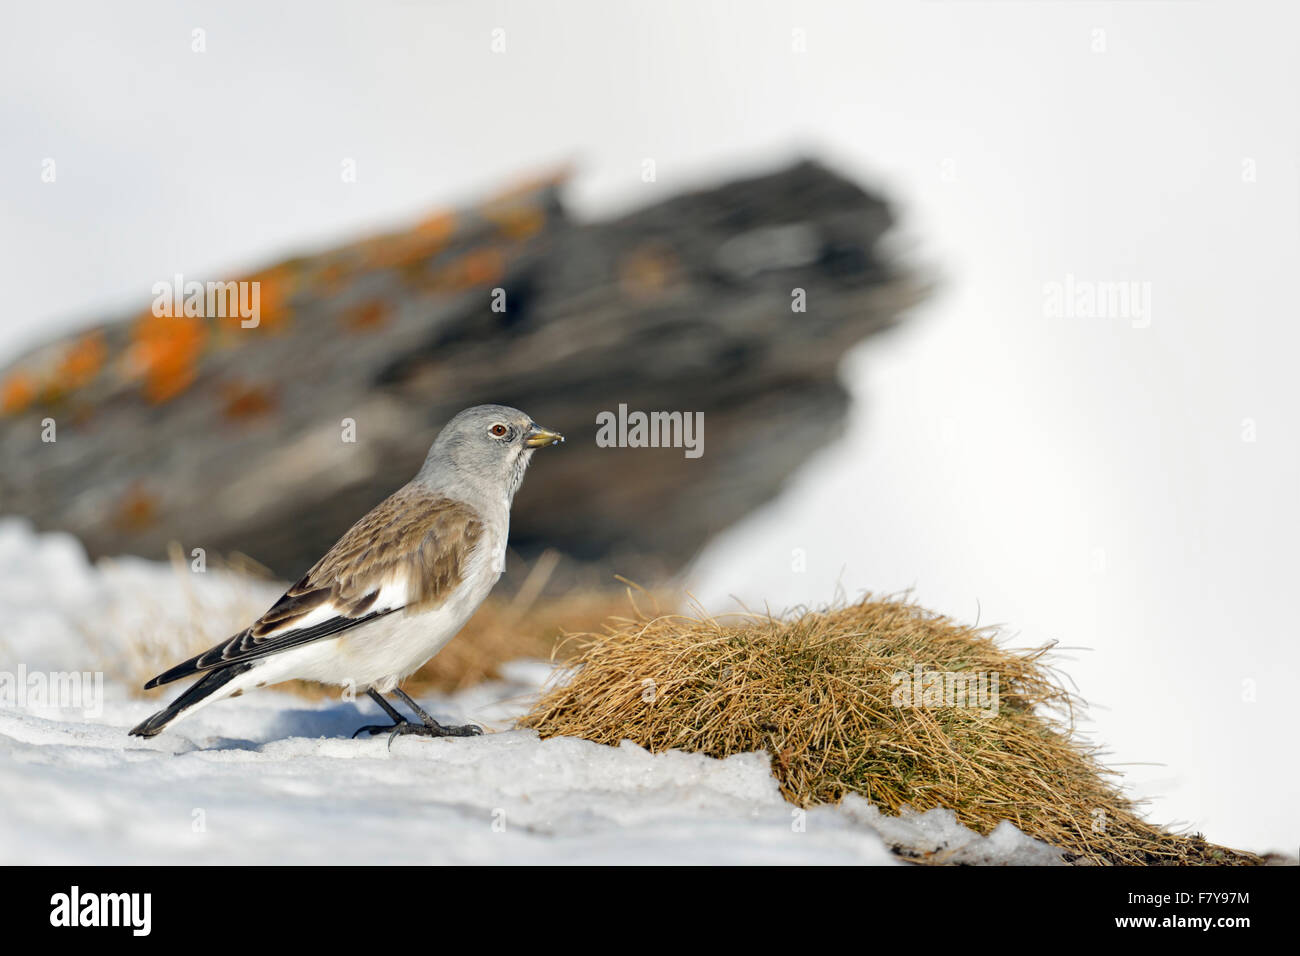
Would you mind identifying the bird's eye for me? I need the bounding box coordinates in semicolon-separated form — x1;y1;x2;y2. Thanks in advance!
489;424;509;438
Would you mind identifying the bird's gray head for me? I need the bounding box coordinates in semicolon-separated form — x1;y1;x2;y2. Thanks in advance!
416;404;563;503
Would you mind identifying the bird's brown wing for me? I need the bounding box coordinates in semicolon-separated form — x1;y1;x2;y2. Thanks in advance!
143;488;484;688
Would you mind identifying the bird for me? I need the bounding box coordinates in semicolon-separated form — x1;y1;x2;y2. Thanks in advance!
128;404;564;743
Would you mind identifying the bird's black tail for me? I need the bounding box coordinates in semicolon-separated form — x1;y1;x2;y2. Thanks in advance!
128;663;252;737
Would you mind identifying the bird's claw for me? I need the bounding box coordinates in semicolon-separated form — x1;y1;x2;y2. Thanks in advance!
445;723;484;737
351;719;483;748
351;724;393;739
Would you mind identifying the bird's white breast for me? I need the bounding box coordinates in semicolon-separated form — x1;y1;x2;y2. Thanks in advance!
247;527;504;693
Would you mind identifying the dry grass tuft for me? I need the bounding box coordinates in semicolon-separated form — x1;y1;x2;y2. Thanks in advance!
520;596;1261;866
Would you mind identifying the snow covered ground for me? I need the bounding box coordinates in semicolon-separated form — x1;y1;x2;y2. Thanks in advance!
0;519;1062;865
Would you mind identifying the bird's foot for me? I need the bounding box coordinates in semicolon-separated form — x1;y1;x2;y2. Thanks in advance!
351;718;483;750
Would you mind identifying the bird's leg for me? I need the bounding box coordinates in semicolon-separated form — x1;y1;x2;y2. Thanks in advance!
391;687;483;738
350;687;482;747
369;688;406;722
350;688;409;739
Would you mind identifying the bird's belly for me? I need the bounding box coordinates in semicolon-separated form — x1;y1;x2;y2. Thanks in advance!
275;571;500;691
246;530;505;693
340;612;462;690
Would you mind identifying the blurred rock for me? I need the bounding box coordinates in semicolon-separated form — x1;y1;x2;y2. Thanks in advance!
0;161;925;585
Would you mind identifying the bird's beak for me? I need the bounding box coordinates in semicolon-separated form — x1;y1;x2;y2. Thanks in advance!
525;424;565;448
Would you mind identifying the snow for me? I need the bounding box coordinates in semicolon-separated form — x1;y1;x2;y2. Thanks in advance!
0;519;1063;865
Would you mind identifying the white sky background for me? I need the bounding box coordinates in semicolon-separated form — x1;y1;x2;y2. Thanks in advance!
1;1;1296;854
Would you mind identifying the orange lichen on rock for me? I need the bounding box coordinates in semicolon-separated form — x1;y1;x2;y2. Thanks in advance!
250;265;295;332
484;204;545;241
0;372;37;415
112;483;159;532
433;246;506;291
215;263;297;337
126;311;209;404
317;259;354;293
341;299;391;332
414;209;457;242
620;243;679;298
480;165;570;207
56;330;108;390
359;210;458;274
219;380;278;421
476;168;566;242
460;247;506;285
